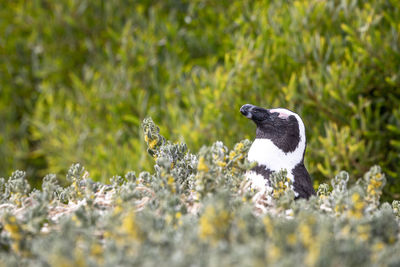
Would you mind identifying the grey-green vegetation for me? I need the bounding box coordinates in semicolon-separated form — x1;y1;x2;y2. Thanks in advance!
0;118;399;266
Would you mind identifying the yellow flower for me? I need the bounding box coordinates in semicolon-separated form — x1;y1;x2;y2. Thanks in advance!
372;241;384;252
371;241;385;263
305;242;320;266
371;180;382;188
367;185;376;195
91;243;103;257
199;205;231;243
217;161;226;167
237;219;246;230
339;225;351;238
268;245;281;262
299;223;313;246
263;216;273;236
167;176;176;193
230;142;245;161
4;220;22;242
287;234;297;245
103;230;112;239
352;192;360;202
197;157;209;172
149;139;158;149
335;204;343;214
121;213;143;241
199;206;216;239
3;216;33;256
71;215;81;226
348;193;365;219
113;199;124;215
356;225;370;241
236;142;244;151
71;181;83;198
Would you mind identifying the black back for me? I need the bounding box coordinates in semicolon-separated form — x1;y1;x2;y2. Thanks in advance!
292;163;316;199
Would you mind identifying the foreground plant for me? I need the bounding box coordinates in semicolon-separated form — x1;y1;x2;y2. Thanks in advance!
0;118;399;266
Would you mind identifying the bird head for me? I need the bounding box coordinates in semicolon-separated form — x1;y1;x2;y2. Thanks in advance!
240;104;306;154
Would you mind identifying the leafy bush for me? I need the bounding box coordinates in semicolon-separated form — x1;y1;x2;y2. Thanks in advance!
0;119;399;266
1;0;400;199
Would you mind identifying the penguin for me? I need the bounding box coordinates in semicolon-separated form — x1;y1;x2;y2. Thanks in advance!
240;104;315;199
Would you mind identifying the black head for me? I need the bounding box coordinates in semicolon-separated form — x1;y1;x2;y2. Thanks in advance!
240;104;304;153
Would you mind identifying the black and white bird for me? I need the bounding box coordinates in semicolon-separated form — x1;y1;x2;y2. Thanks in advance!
240;104;315;199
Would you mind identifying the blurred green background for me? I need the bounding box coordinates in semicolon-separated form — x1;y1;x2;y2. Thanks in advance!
1;0;399;199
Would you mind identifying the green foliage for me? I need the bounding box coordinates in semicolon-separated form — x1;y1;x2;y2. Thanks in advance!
1;1;400;198
0;118;400;266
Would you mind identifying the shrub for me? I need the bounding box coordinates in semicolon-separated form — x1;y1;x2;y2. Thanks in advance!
1;0;400;199
0;118;399;266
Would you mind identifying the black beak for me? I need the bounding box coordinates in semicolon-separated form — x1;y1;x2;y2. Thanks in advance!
240;104;253;117
240;104;271;123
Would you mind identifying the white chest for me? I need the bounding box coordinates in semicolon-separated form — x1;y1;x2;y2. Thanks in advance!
247;138;304;181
